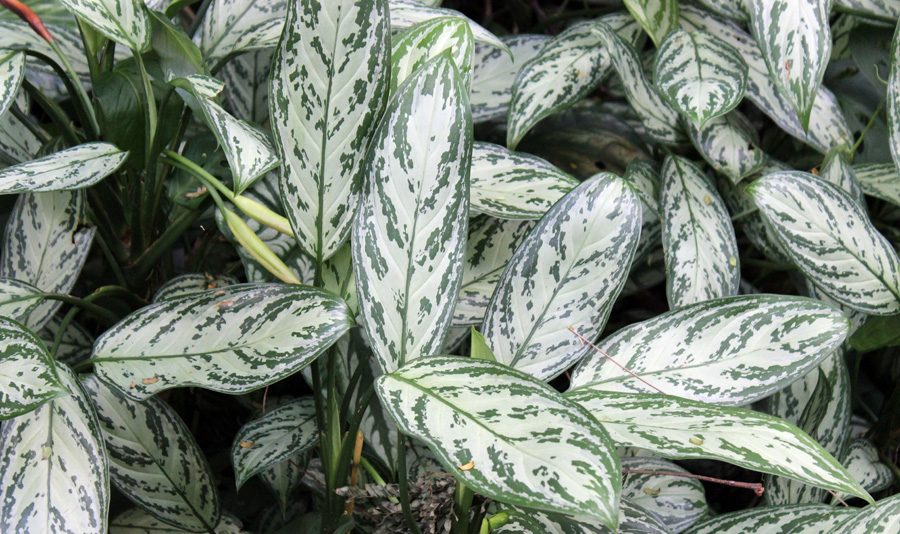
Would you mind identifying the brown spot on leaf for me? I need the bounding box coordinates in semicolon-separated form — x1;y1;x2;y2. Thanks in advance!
458;461;475;471
142;376;159;385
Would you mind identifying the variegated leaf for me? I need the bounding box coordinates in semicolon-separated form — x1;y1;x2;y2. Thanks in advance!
0;21;91;93
470;142;579;219
746;0;832;130
353;54;470;374
453;216;534;326
680;5;852;154
837;439;894;500
220;49;272;124
693;0;749;22
0;50;24;121
855;162;900;207
569;295;849;405
0;143;127;194
0;100;41;166
258;453;306;516
0;364;109;533
764;350;851;505
82;375;220;532
621;457;708;534
481;174;641;380
197;0;288;67
496;499;670;534
0;191;95;331
376;357;621;528
152;274;239;303
889;20;900;176
683;504;855;534
688;110;767;184
660;156;739;308
799;277;868;335
819;151;865;206
39;313;93;366
0;278;44;322
471;35;549;123
388;0;507;52
567;391;872;501
748;171;900;314
654;29;747;127
91;284;353;400
623;160;660;217
593;22;684;145
623;0;678;46
271;0;389;264
110;508;248;534
836;0;900;19
231;397;318;489
506;13;641;149
59;0;150;50
391;17;474;93
815;493;900;533
0;316;65;420
149;10;206;80
171;75;278;194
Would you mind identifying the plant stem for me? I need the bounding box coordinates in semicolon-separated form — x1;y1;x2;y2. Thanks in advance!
623;469;765;495
397;441;424;534
452;480;474;534
162;151;235;201
730;207;758;222
832;4;896;23
22;78;80;145
188;0;213;37
41;294;119;323
129;203;207;282
359;457;388;486
50;306;80;359
850;94;886;158
9;104;51;142
480;511;510;534
133;51;157;168
46;39;100;138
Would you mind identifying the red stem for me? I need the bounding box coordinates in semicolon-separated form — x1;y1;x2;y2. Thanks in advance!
568;326;667;394
0;0;54;42
623;469;765;496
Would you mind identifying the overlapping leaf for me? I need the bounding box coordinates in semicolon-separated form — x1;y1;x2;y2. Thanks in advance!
82;375;220;532
391;17;474;93
109;508;247;534
388;0;507;52
569;295;849;405
688;111;767;183
470;142;579;219
59;0;150;50
0;50;23;121
219;49;272;124
749;171;900;314
376;357;621;528
196;0;288;67
231;397;318;489
654;29;747;127
271;0;389;264
820;151;865;206
0;278;44;322
660;156;739;308
837;439;894;500
0;143;127;194
152;274;239;303
621;457;708;534
353;54;471;374
624;0;678;46
39;313;93;366
683;504;855;534
0;365;109;533
496;499;670;534
693;0;749;22
855;162;900;207
481;174;641;380
91;284;353;400
0;317;64;420
471;35;549;123
822;493;900;533
567;391;872;502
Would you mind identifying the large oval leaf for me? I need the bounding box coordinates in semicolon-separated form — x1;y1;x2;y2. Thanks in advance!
837;439;895;500
569;295;849;405
376;356;621;529
271;0;389;264
59;0;150;50
660;156;739;308
0;364;109;533
471;34;549;123
0;50;24;121
481;174;641;380
621;457;708;534
90;284;353;400
454;216;534;326
220;49;272;124
654;29;747;127
830;494;900;533
231;397;318;489
683;504;854;534
0;191;95;330
624;0;678;46
747;0;831;130
0;316;65;420
81;375;220;532
391;16;474;93
197;0;287;67
353;54;471;374
567;390;871;502
0;142;127;194
470;142;578;220
687;110;767;184
152;273;239;303
855;162;900;207
748;171;900;314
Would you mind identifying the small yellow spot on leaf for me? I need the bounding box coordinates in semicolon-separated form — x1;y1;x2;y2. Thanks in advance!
643;487;661;496
729;256;737;267
41;445;52;460
690;437;704;446
142;376;159;385
811;167;820;176
458;461;475;471
207;282;219;289
214;290;226;296
703;194;712;205
240;441;255;448
130;381;136;388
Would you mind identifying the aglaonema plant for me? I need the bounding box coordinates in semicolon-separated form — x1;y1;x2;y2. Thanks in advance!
0;0;900;533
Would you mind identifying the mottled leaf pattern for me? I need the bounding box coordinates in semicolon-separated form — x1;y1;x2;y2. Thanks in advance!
693;0;749;22
817;493;900;533
470;142;579;219
353;54;471;373
567;391;871;501
684;504;855;534
0;191;95;331
82;375;220;532
593;22;684;144
481;174;641;380
231;397;318;489
688;111;767;184
496;499;670;534
746;0;833;129
819;151;865;207
197;0;288;66
624;0;679;46
623;160;660;217
110;508;248;534
837;439;894;500
0;278;44;322
0;100;41;166
391;17;474;93
91;284;353;400
38;313;93;367
654;29;747;127
220;49;272;125
0;50;24;121
152;274;239;303
749;171;900;314
454;216;534;326
0;143;127;194
59;0;150;50
271;0;389;264
471;35;549;123
376;357;621;528
0;365;109;533
0;317;65;420
660;156;739;308
621;457;708;534
855;163;900;207
569;295;849;405
388;0;507;52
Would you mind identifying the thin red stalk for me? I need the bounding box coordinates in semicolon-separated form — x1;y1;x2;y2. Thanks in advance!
568;326;667;395
623;469;765;496
0;0;54;41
